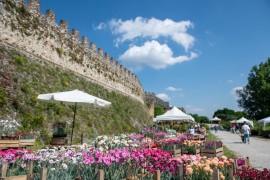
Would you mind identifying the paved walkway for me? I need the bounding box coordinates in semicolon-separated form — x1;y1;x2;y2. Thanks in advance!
212;130;270;169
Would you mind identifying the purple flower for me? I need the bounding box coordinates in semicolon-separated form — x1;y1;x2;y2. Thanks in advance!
20;163;27;169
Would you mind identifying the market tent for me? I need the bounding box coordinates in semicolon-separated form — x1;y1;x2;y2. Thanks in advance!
236;117;254;127
37;89;111;144
154;106;194;123
230;120;237;124
258;116;270;129
210;117;221;122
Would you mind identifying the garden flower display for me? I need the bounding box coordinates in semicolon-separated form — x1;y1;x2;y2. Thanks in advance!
182;140;202;154
203;141;223;149
0;131;269;180
94;134;140;151
235;166;270;180
0;115;20;136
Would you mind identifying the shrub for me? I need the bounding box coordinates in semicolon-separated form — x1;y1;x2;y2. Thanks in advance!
0;88;8;107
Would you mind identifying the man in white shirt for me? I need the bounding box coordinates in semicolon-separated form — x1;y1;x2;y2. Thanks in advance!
242;121;251;144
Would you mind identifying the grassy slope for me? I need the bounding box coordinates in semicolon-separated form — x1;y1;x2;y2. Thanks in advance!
0;45;151;144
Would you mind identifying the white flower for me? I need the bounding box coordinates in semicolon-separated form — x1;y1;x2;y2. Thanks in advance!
61;163;68;169
49;160;54;164
51;168;55;171
72;157;77;164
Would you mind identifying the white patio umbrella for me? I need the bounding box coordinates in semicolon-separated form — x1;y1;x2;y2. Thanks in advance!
37;89;111;144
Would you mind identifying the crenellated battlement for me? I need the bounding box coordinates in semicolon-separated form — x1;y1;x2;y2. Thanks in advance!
0;0;145;103
45;9;55;24
28;0;40;14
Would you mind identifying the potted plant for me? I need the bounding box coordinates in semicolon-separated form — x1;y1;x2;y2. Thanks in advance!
50;121;68;145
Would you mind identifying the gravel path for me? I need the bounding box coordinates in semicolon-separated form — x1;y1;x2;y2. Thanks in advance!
212;130;270;169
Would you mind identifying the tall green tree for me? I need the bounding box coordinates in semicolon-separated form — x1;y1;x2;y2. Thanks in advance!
236;58;270;119
213;108;245;121
190;113;209;123
154;107;165;117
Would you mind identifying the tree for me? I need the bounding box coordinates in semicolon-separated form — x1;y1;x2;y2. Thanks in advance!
213;108;245;121
237;58;270;119
154;107;165;117
190;113;209;123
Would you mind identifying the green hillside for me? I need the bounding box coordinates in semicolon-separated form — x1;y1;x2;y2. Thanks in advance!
0;45;151;144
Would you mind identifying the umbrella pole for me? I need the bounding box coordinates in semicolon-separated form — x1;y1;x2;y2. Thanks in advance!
70;102;77;145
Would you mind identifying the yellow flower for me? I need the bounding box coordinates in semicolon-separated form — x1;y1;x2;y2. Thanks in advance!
186;167;193;175
212;159;218;167
203;166;211;172
205;159;211;165
218;161;224;168
219;172;225;180
221;156;227;160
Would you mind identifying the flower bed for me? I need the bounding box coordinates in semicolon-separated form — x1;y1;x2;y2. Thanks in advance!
182;140;201;155
234;166;270;179
200;141;224;158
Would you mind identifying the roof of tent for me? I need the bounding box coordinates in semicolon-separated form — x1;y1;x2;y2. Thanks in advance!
210;117;221;121
258;116;270;129
258;116;270;124
237;117;254;127
154;106;194;123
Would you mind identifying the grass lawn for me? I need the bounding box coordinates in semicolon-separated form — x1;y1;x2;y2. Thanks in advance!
206;130;237;158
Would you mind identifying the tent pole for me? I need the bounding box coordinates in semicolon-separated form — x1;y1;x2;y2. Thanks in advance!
70;102;77;145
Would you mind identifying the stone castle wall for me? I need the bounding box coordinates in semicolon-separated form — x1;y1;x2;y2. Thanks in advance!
0;0;145;103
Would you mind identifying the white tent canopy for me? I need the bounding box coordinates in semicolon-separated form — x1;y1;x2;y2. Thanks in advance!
210;117;221;121
236;117;254;127
258;116;270;129
154;106;194;123
37;89;111;144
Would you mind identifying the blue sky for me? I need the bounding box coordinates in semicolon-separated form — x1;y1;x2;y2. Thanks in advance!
38;0;270;118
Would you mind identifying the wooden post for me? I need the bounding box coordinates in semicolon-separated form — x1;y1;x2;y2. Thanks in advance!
212;168;220;180
29;161;33;177
234;159;238;169
1;163;8;178
127;165;132;179
245;157;250;167
228;165;235;180
97;169;104;180
179;164;184;180
41;167;47;180
153;170;160;180
232;160;236;174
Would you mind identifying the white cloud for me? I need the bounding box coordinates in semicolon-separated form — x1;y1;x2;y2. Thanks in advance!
240;73;245;77
156;93;171;101
186;105;204;113
94;23;106;30
231;87;243;99
108;17;195;51
119;40;198;69
228;80;234;83
166;86;182;91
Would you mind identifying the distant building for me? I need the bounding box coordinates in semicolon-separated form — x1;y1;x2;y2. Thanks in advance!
145;92;170;117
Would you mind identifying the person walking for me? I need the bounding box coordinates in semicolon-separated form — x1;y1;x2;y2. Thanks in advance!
214;125;218;133
242;121;251;144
